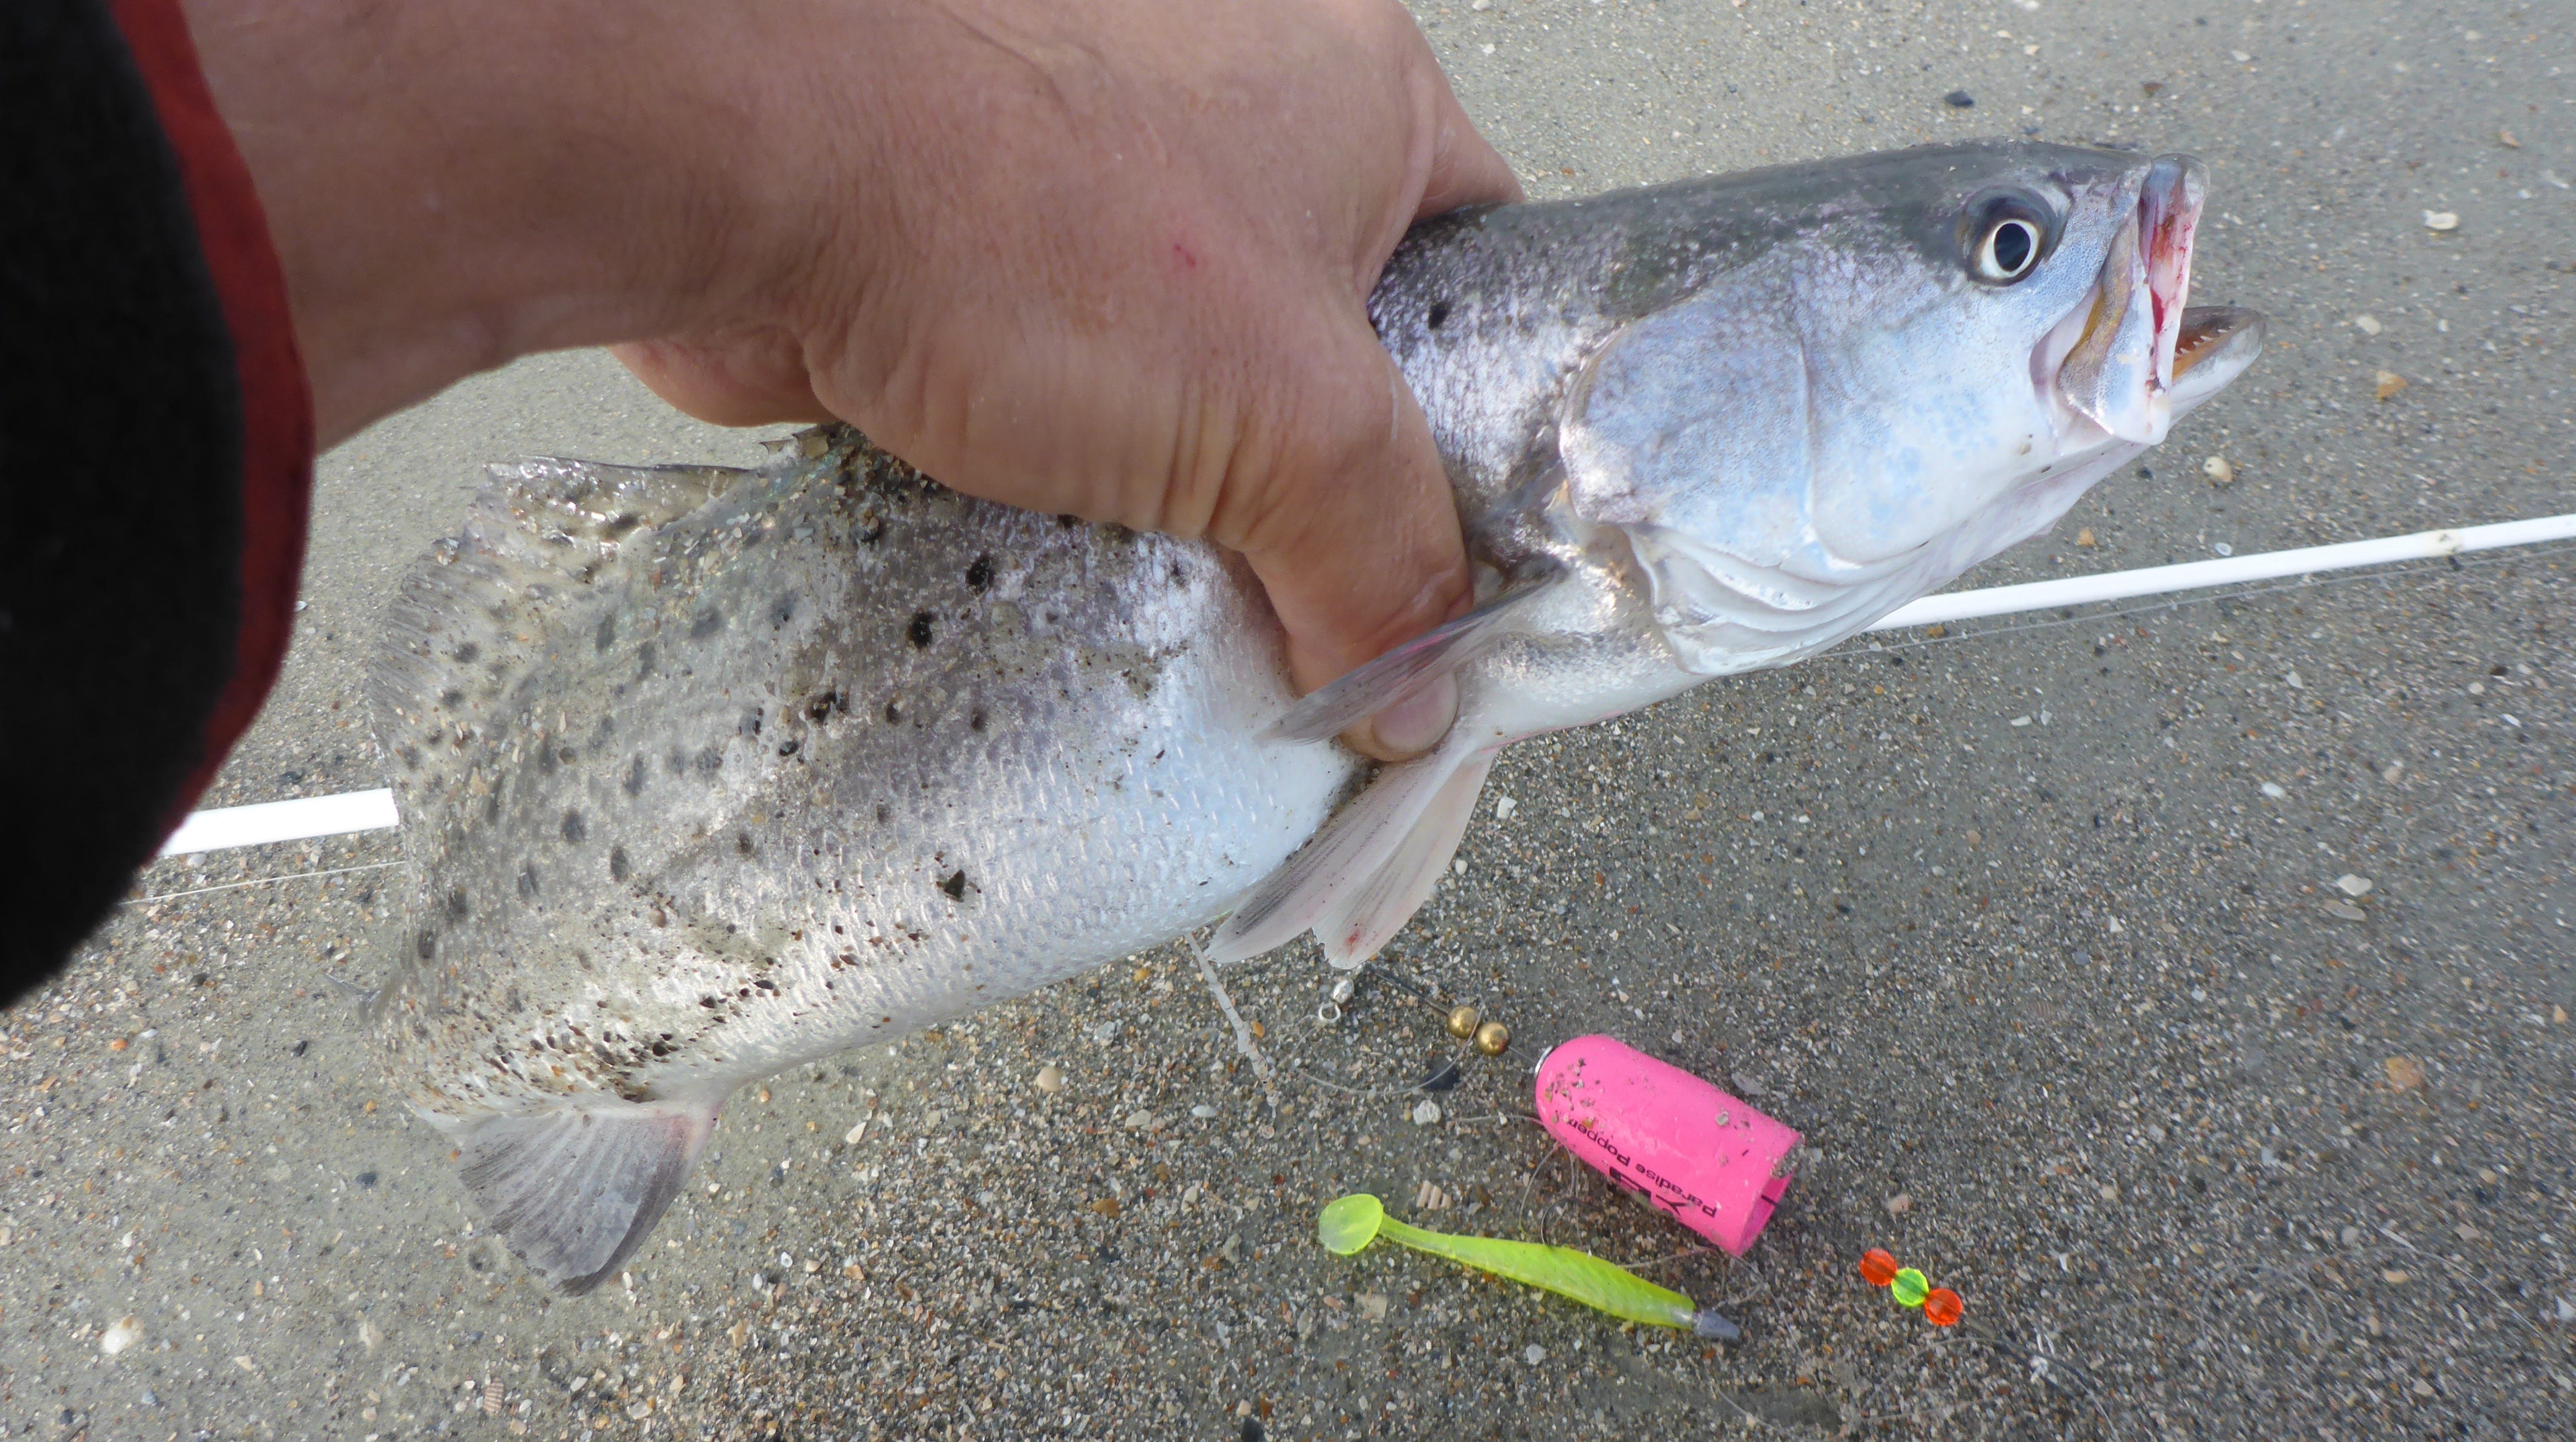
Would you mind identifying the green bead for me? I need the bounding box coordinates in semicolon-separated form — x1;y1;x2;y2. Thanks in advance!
1890;1268;1930;1308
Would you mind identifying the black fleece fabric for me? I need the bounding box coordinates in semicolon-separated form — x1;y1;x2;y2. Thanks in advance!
0;0;249;1002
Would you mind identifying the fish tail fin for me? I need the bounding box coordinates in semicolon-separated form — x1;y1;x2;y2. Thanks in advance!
449;1099;718;1294
1204;732;1496;970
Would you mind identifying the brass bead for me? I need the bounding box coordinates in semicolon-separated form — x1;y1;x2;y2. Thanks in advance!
1471;1020;1511;1056
1445;1004;1482;1039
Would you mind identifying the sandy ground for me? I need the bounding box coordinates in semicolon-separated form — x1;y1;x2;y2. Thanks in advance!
7;2;2572;1439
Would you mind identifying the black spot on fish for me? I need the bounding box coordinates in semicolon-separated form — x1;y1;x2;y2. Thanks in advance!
538;744;557;777
292;1038;310;1057
908;611;935;649
806;690;841;722
965;555;993;591
776;738;800;757
666;746;689;776
969;708;987;732
939;869;968;900
736;832;756;857
1056;513;1081;528
859;519;885;545
770;593;798;626
453;641;480;664
399;745;422;771
883;698;902;725
739;707;764;737
694;745;722;774
636;641;658;677
1425;299;1451;329
624;755;647;796
518;865;540;900
690;607;725;640
416;930;437;961
609;846;630;881
447;886;471;919
594;613;618;652
874;803;890;825
561;809;587;843
439;688;465;709
483;791;502;825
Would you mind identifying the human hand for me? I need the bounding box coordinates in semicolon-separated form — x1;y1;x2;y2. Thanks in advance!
613;0;1520;759
188;0;1515;758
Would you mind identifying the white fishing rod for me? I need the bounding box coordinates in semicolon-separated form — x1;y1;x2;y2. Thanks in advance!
157;512;2576;862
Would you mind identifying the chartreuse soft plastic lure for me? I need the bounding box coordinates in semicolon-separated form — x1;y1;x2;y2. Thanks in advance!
1319;1194;1740;1340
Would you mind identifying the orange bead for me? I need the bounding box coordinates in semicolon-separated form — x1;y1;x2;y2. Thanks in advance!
1858;1249;1900;1287
1922;1288;1964;1327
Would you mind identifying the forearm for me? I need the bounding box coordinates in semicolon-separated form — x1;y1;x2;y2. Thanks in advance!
179;0;817;445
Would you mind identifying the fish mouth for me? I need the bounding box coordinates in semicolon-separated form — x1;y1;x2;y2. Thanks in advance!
2167;303;2266;400
2042;154;2256;444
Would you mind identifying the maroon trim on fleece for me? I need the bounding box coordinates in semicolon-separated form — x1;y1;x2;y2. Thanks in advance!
108;0;314;831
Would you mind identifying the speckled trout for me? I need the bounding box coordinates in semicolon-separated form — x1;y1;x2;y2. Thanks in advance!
367;141;2263;1290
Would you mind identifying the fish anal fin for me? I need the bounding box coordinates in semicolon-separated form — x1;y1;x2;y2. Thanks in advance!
451;1100;717;1294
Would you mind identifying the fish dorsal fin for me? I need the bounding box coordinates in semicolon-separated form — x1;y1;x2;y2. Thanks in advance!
365;456;755;831
449;1100;718;1293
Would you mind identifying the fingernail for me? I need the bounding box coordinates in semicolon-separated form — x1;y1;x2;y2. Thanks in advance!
1364;674;1458;759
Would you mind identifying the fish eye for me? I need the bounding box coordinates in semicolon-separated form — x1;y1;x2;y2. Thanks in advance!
1978;219;2040;281
1959;190;2058;285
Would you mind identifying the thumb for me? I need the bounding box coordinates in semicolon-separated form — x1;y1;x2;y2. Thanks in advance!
1233;342;1471;764
612;331;833;427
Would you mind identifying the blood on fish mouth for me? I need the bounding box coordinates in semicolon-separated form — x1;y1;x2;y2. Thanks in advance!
2040;153;2216;443
2137;154;2205;391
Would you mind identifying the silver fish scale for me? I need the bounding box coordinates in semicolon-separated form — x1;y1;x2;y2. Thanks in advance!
371;437;1355;1120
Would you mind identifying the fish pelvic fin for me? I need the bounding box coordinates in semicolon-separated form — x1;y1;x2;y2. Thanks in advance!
451;1099;717;1295
1261;565;1559;744
1204;729;1497;970
1314;750;1496;967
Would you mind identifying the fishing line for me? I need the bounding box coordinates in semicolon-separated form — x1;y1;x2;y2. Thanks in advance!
150;513;2576;860
1832;536;2576;661
124;859;405;906
1192;945;1277;1095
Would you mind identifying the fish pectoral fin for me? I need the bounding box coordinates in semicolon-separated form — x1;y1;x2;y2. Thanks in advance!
1261;566;1559;744
452;1100;717;1295
1203;730;1496;970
